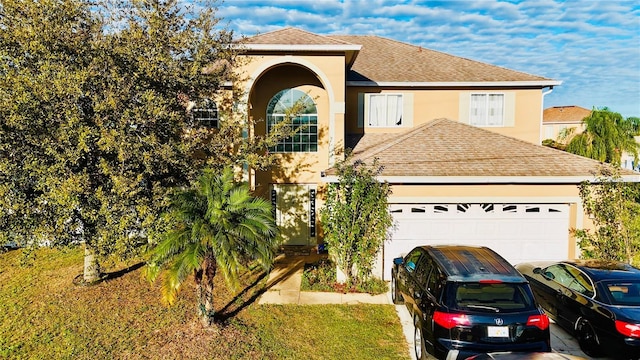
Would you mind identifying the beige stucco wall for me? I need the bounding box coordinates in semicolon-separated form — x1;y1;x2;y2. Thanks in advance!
388;183;579;199
345;87;543;144
239;54;347;197
542;122;584;143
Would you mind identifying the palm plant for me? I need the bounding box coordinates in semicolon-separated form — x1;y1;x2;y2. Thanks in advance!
565;108;639;166
146;167;278;326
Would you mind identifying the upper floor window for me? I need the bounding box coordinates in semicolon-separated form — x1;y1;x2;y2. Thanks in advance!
368;93;403;127
192;99;219;128
267;89;318;153
470;93;504;127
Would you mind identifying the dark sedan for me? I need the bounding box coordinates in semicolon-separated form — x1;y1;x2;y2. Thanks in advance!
516;260;640;359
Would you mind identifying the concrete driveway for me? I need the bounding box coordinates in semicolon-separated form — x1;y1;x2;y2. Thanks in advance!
392;295;611;360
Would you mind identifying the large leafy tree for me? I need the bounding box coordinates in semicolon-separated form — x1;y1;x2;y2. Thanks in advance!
565;108;639;166
572;166;640;266
0;0;283;282
319;156;393;286
146;167;277;326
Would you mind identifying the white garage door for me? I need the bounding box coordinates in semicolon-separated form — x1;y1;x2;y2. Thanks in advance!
381;203;570;280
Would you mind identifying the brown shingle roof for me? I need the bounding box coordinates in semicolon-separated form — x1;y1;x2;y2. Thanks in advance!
329;35;553;83
245;27;354;46
341;119;634;179
543;106;592;124
244;28;557;84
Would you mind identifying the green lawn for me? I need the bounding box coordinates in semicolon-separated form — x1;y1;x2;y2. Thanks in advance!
0;247;409;359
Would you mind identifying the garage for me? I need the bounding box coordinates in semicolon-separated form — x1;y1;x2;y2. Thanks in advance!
381;203;570;280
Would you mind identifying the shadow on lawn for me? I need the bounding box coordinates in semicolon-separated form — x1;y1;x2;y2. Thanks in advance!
215;270;270;322
104;262;145;280
214;261;303;323
73;262;145;286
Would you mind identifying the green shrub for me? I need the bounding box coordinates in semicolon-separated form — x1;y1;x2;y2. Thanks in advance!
301;259;336;292
301;259;388;295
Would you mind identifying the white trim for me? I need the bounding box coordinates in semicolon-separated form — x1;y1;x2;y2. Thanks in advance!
321;175;640;183
542;121;583;125
243;44;362;52
347;80;562;87
540;87;554;145
388;196;581;203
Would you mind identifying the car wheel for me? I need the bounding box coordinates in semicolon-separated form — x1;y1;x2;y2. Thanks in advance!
577;321;603;357
414;314;433;360
391;270;403;305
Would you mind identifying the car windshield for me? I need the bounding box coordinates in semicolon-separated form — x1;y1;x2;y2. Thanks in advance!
448;282;536;313
602;280;640;306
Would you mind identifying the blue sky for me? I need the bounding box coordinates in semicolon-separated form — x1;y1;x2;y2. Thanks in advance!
211;0;640;118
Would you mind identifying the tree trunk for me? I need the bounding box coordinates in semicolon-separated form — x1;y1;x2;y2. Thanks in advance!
197;254;217;327
83;243;101;283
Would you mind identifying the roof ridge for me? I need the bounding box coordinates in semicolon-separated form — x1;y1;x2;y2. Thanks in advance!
288;27;357;45
355;118;449;160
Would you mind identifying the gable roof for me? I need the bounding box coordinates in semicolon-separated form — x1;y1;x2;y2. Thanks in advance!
328;119;639;183
245;27;353;46
242;28;361;66
543;106;592;124
243;27;560;87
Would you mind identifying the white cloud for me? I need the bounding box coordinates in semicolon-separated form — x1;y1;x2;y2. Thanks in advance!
216;0;640;117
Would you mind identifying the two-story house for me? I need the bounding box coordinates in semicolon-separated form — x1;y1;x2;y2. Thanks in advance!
231;28;638;280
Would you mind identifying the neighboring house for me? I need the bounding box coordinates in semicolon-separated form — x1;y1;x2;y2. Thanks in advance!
543;106;639;171
542;105;591;144
621;136;640;171
229;28;639;280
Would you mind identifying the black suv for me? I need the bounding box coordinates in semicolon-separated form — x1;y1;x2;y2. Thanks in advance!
391;245;551;360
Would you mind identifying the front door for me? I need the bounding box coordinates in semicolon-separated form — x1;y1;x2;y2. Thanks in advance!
272;184;315;246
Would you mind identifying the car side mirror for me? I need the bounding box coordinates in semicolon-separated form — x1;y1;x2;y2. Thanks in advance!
534;267;555;280
544;272;555;280
393;257;404;265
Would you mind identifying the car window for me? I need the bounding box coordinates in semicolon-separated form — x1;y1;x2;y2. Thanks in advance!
448;283;536;313
427;267;444;299
603;281;640;306
545;264;594;297
415;256;434;288
404;249;422;274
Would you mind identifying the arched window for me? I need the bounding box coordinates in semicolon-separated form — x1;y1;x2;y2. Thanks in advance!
267;89;318;153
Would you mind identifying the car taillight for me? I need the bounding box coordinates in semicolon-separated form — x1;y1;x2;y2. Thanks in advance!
526;314;550;330
479;279;503;284
433;311;471;329
615;320;640;338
